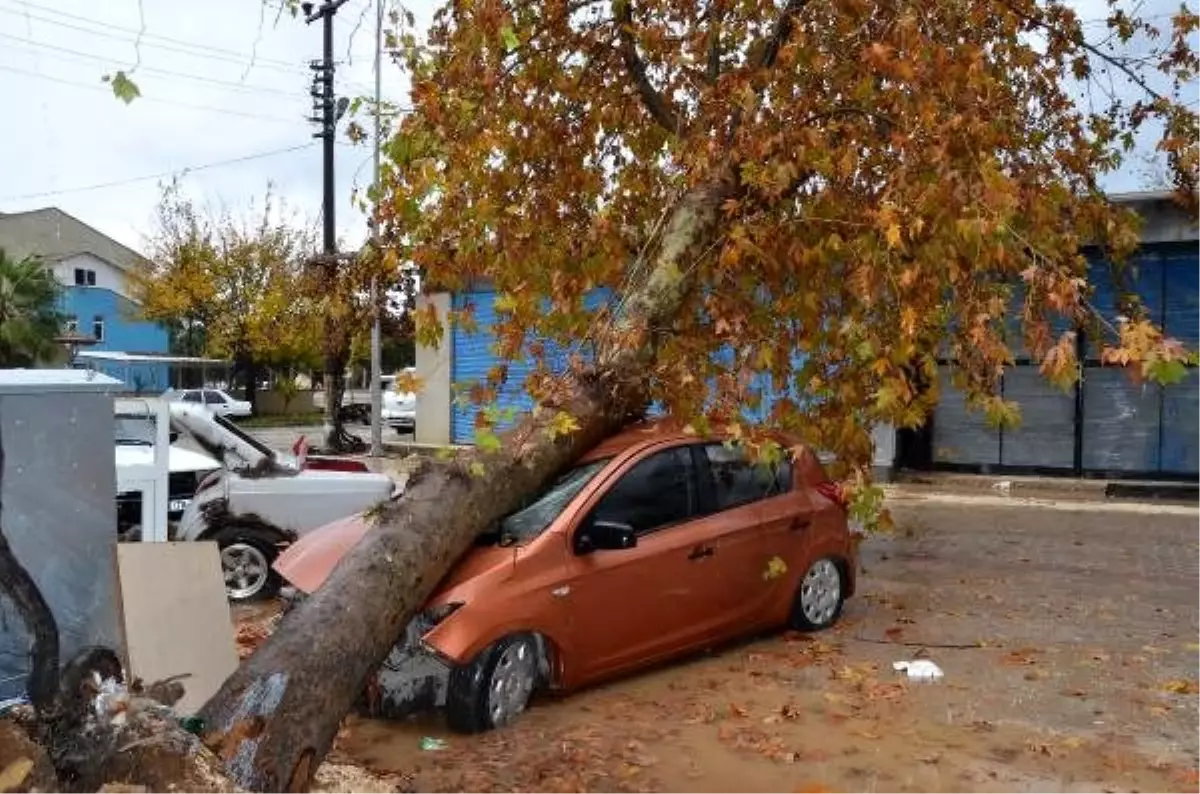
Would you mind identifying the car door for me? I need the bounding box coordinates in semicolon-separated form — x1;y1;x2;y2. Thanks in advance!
203;390;229;414
695;443;815;631
560;444;728;683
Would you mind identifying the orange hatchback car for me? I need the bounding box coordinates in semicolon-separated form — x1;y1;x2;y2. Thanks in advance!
274;422;859;733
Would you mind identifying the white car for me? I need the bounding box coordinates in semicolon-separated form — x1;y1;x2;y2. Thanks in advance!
168;387;253;418
382;381;416;434
169;403;395;601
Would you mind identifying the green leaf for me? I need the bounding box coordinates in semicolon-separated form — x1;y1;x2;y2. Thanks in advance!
500;26;520;52
468;460;487;478
476;429;502;453
1147;358;1188;385
106;71;141;104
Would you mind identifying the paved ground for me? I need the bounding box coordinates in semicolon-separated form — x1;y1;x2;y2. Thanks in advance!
328;497;1199;792
246;424;413;452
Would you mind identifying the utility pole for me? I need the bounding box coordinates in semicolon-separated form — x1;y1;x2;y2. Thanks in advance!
368;0;384;457
304;0;349;255
305;0;351;449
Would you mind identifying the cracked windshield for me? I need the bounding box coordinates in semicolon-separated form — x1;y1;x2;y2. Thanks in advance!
0;0;1196;791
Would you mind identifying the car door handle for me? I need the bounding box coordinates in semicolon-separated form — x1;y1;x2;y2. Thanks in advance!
688;545;715;560
790;517;812;532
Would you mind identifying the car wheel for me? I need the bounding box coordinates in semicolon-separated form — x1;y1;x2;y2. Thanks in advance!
212;526;284;602
446;633;540;733
789;557;844;631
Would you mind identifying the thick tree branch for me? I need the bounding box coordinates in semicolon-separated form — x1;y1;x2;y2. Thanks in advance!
0;424;59;712
615;0;684;134
706;0;724;84
757;0;812;71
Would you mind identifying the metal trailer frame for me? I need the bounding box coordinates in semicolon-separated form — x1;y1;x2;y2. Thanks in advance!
114;397;171;543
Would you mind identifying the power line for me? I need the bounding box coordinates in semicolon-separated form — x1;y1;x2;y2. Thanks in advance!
0;4;309;76
0;143;318;203
0;0;309;73
0;64;305;124
0;32;307;100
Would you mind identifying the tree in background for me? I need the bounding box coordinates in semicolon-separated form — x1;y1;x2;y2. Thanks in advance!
0;248;63;368
134;181;321;412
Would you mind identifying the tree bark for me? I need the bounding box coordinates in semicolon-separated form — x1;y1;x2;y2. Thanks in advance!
0;424;60;712
198;174;735;792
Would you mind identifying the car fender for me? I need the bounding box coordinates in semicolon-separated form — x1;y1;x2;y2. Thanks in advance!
423;615;570;687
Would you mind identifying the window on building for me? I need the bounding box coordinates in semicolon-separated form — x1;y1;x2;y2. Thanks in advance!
64;316;78;334
92;315;105;342
73;268;96;286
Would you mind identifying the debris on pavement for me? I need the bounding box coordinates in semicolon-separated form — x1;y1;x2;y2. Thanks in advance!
893;659;944;681
419;737;448;752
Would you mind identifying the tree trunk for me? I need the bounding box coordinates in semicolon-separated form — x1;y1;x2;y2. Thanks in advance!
0;423;60;712
198;175;734;792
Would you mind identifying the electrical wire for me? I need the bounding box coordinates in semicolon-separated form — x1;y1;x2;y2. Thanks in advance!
0;143;318;203
0;0;310;72
0;64;305;123
0;32;306;99
0;4;310;76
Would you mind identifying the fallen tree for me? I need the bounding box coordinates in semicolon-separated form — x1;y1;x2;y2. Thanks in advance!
199;0;1197;790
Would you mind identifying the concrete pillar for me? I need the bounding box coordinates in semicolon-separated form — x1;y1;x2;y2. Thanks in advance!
415;291;452;445
871;422;897;482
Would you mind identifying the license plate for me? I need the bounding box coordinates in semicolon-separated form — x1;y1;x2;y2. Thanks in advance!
168;499;190;513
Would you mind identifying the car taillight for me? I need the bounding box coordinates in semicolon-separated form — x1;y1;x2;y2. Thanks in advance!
815;480;849;510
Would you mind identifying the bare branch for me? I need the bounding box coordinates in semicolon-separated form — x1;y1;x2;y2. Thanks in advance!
130;0;146;74
615;0;684;134
242;0;268;82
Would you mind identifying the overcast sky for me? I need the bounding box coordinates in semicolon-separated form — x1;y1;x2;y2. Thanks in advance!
0;0;1191;257
0;0;436;253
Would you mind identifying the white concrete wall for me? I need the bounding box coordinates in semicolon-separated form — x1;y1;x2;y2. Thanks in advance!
52;252;131;300
871;422;896;479
415;292;453;445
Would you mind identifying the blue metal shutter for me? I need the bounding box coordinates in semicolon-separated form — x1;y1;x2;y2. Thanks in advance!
1000;368;1075;467
932;369;1001;466
450;291;535;444
1156;246;1197;474
449;288;616;445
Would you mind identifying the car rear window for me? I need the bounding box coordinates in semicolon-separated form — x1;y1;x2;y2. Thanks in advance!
702;443;792;511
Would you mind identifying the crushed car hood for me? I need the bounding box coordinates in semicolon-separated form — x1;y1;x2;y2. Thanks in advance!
115;443;222;475
273;512;517;596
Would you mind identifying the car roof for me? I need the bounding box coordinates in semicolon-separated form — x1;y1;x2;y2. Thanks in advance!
577;419;695;463
577;418;803;463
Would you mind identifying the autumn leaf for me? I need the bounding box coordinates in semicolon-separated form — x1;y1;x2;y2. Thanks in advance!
500;26;520;52
1161;679;1199;695
104;70;141;103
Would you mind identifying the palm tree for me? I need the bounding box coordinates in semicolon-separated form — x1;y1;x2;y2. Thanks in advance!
0;248;63;368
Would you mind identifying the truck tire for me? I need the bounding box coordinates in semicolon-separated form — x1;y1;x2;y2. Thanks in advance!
212;525;285;602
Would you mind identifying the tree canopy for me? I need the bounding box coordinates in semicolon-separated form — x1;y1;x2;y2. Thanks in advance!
0;248;63;368
133;181;324;388
379;0;1198;485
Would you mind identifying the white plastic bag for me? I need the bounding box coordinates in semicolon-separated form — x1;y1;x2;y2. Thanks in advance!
893;659;944;681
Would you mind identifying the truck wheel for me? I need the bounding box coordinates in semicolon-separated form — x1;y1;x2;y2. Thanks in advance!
212;526;284;602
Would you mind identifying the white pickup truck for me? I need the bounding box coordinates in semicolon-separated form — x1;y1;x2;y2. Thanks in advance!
116;401;396;602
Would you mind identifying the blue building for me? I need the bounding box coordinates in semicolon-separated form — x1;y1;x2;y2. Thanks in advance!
0;207;170;392
415;190;1197;480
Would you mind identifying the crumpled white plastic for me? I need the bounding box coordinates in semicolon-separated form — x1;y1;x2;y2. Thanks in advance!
893;659;944;681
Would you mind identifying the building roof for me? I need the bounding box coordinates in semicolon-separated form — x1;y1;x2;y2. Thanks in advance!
0;368;123;395
0;207;147;273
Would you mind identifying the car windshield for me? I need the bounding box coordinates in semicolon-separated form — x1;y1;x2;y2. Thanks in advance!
488;458;611;546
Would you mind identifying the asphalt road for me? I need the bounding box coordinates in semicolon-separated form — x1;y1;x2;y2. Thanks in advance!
247;423;414;452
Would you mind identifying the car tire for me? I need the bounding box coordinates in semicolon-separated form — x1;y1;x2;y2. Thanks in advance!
446;633;540;734
788;557;845;631
212;526;284;602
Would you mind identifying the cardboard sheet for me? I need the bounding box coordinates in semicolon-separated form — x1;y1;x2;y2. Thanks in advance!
116;542;238;716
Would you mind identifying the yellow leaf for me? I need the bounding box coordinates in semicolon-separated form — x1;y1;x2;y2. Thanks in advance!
1161;679;1199;695
885;223;902;249
0;758;33;793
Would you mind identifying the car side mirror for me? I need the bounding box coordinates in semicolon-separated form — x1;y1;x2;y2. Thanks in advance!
575;519;637;555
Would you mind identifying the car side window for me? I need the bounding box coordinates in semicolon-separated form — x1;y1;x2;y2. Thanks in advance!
702;443;793;512
203;391;225;405
589;447;696;536
181;391;202;403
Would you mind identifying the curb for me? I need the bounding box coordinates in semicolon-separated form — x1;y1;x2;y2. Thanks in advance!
892;472;1198;506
